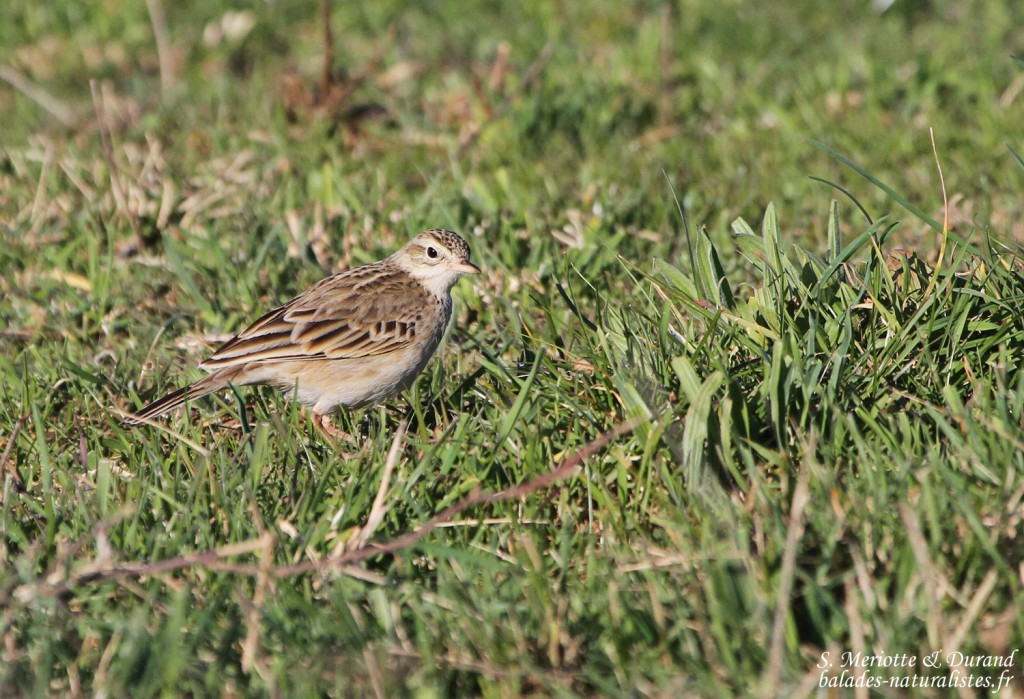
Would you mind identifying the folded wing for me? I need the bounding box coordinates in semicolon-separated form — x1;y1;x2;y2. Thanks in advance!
201;268;435;369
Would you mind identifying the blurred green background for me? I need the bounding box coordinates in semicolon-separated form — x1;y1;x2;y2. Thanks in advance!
2;0;1023;696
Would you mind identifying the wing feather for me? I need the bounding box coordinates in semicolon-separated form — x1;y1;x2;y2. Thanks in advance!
200;265;441;370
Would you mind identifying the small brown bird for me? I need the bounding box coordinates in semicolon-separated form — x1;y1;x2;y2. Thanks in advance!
126;229;480;439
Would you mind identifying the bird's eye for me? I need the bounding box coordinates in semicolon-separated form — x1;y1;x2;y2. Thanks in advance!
426;246;439;259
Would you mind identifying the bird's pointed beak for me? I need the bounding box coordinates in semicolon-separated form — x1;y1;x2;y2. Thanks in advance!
452;260;482;275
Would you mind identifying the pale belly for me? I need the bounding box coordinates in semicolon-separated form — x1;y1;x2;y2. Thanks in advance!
239;333;443;414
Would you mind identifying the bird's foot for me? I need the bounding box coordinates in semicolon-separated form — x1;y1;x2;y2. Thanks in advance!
311;412;355;441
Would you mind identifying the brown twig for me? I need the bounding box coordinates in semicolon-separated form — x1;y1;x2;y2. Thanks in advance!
276;416;640;576
21;536;268;600
15;418;640;597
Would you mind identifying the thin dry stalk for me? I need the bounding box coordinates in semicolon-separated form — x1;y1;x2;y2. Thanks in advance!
0;414;28;494
89;80;142;241
28;144;55;231
348;420;407;550
844;577;869;699
923;126;950;298
145;0;175;97
0;65;76;126
241;532;275;675
763;455;812;696
949;569;999;650
899;501;952;645
110;408;211;457
363;647;386;699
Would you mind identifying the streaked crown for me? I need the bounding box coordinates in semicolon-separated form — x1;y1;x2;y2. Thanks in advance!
424;229;472;260
395;228;480;292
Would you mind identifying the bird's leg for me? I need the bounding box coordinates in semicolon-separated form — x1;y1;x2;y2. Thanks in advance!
311;412;357;443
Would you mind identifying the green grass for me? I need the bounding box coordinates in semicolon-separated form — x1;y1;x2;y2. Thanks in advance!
2;0;1024;695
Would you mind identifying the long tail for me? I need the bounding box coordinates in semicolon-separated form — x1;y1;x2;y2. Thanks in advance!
123;374;226;426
